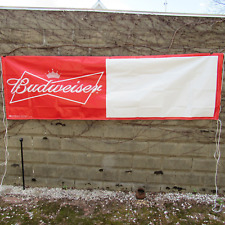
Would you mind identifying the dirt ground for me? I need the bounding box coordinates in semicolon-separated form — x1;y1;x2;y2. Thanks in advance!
0;185;225;224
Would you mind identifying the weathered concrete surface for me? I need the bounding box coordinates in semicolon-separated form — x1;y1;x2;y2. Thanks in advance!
0;9;225;193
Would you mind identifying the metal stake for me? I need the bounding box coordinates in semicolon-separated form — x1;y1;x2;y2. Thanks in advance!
20;138;25;190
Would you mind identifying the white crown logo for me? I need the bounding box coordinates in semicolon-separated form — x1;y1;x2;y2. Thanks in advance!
46;70;60;79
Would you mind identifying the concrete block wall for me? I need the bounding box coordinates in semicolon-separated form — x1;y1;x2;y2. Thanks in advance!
0;9;225;193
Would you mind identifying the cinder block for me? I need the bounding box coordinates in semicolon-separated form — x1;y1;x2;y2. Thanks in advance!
145;185;162;192
155;172;176;185
74;152;102;167
102;168;119;182
25;177;48;187
174;173;205;186
33;137;61;151
6;164;22;176
24;164;35;177
77;121;105;138
86;167;103;181
57;165;89;180
101;181;131;191
43;178;74;188
179;143;214;158
0;149;8;161
23;151;48;163
47;120;80;137
133;156;161;169
130;183;148;192
113;140;149;154
150;127;214;143
131;169;150;183
61;138;88;151
10;120;78;138
61;137;148;154
48;151;75;165
33;164;59;178
102;154;132;168
163;158;192;171
111;182;134;191
0;122;6;134
75;180;103;189
3;175;21;186
8;136;33;150
8;120;45;135
176;120;213;129
103;122;136;139
203;174;216;187
44;29;74;45
192;159;216;172
218;174;225;186
0;28;43;44
149;142;213;158
7;149;20;162
118;169;133;182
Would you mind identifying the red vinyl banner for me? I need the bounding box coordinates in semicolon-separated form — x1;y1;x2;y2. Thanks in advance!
1;53;224;120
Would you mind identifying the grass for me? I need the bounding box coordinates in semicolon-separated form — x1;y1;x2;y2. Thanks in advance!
0;195;225;224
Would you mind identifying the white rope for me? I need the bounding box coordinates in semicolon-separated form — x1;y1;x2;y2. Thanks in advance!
0;58;9;187
212;54;225;213
212;119;223;213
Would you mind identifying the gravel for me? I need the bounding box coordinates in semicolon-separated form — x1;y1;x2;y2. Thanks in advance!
0;185;223;206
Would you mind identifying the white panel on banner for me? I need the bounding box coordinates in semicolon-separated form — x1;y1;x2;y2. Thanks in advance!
106;56;218;118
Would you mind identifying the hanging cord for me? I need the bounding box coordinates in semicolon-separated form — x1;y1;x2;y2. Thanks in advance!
212;54;225;213
0;58;9;188
212;119;223;213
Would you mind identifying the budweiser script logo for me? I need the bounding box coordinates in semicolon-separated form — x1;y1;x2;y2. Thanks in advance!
7;71;104;104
